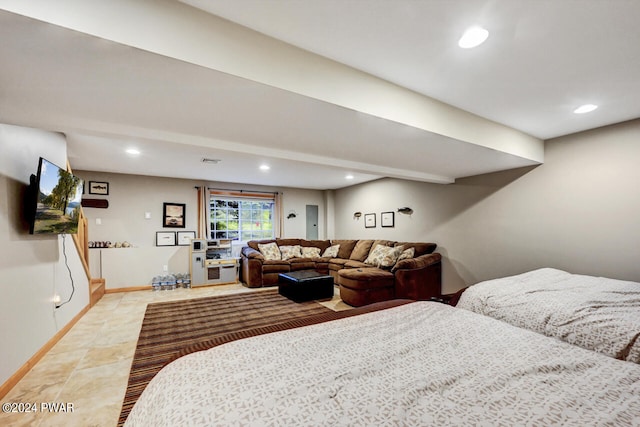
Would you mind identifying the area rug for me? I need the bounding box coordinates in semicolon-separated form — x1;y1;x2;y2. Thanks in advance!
117;289;333;426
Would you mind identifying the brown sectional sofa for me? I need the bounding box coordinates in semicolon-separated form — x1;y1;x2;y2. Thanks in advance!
240;238;442;307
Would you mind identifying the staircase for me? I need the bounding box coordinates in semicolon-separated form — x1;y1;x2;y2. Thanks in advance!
90;278;106;307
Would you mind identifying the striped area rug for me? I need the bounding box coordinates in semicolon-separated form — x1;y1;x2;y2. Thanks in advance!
117;289;332;426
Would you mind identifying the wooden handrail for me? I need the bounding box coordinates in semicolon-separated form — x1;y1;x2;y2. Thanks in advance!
71;212;91;279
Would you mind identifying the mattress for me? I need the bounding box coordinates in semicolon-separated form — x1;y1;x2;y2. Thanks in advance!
125;300;640;426
458;267;640;362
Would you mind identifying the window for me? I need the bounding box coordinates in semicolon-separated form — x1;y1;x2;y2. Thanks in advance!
209;193;276;241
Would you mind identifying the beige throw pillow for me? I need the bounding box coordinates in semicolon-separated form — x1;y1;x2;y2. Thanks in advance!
396;247;415;262
279;245;302;260
365;244;403;268
301;246;321;258
322;244;340;258
258;242;282;260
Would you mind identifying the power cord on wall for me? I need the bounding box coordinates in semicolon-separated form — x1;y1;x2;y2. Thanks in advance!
55;234;75;309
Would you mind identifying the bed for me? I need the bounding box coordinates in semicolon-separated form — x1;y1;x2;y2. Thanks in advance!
457;268;640;363
124;299;640;426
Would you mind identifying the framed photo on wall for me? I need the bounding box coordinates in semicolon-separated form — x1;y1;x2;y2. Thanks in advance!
177;231;196;246
163;202;186;228
156;231;176;246
364;213;376;228
88;181;109;195
381;211;395;227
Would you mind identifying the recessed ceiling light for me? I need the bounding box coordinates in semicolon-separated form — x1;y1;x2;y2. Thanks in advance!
259;164;270;171
573;104;598;114
458;26;489;49
125;148;140;155
345;174;354;180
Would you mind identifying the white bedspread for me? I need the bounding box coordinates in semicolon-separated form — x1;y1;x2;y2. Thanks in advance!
458;268;640;363
125;301;640;426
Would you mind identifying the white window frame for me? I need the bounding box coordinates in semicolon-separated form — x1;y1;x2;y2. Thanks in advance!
209;191;277;243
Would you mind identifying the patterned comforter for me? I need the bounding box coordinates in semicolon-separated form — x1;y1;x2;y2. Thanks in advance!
458;268;640;363
125;301;640;426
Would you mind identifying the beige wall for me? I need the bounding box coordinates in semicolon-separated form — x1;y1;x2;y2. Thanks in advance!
335;119;640;293
75;171;327;288
0;124;89;388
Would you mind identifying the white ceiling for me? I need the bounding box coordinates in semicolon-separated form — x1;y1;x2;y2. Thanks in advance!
1;0;639;189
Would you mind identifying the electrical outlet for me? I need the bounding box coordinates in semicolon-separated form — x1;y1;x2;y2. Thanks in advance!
163;265;168;272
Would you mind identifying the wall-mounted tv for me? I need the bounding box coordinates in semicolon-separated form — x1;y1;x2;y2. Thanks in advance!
29;157;83;235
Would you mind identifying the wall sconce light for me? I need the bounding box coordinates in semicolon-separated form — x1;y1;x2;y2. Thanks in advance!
287;211;297;219
397;207;413;215
353;212;362;220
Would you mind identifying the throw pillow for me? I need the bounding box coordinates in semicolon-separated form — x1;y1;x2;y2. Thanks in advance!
396;246;415;262
322;244;340;258
279;245;302;261
301;246;321;258
349;240;375;261
258;242;281;261
365;244;403;268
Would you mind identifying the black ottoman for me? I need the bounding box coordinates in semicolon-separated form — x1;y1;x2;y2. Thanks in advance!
278;270;334;302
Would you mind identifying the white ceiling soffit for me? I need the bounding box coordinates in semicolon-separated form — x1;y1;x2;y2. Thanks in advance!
0;0;544;189
181;0;640;141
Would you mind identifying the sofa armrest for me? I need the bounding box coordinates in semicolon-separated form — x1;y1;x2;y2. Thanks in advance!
240;246;265;287
392;253;441;271
393;253;442;300
241;246;265;260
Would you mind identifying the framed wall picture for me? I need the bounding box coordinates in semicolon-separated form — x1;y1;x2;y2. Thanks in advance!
156;231;176;246
88;181;109;195
364;213;376;228
177;231;196;246
163;202;186;228
381;211;395;227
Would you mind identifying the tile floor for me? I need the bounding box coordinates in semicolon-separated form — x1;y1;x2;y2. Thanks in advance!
0;284;351;427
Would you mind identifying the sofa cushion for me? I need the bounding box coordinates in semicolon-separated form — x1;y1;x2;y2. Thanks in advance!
279;245;302;260
364;244;403;268
276;238;303;247
262;260;290;273
322;244;340;258
328;257;350;270
301;246;321;258
344;260;371;269
349;240;374;261
331;240;358;259
339;268;395;290
394;242;436;256
339;285;395;307
289;258;316;271
301;240;331;253
258;242;281;260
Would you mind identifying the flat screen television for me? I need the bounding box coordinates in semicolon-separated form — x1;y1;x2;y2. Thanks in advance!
29;157;83;235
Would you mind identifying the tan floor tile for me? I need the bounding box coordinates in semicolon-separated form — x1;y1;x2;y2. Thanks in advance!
77;341;137;370
58;359;131;402
2;365;71;408
0;407;45;427
3;283;350;427
34;401;121;427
